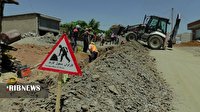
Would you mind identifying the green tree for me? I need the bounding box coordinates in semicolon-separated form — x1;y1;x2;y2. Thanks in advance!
60;19;102;35
77;20;87;29
105;29;111;37
60;22;73;33
88;18;100;31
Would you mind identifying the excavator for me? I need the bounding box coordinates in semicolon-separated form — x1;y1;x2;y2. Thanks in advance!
0;0;30;77
112;14;181;49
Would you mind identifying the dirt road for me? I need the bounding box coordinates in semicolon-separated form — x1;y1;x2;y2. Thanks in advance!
150;47;200;112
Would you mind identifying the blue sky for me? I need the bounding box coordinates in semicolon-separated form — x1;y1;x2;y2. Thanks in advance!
4;0;200;33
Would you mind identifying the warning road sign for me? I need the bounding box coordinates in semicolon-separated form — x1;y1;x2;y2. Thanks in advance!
38;34;82;76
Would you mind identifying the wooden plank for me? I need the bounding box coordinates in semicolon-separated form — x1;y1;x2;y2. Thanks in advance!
55;73;63;112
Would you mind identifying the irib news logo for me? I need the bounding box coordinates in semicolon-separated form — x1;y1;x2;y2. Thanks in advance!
0;83;48;98
6;84;41;92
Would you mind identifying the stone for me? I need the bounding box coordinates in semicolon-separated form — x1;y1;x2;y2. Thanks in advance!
64;100;70;105
74;78;82;83
92;75;100;82
81;105;89;111
90;101;98;107
108;85;119;95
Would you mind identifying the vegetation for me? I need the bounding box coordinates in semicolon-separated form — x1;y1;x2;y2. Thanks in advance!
60;19;103;37
60;19;120;40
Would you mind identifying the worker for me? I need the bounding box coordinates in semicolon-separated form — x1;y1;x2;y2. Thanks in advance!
72;26;79;51
88;27;94;43
90;32;97;42
99;32;105;46
111;32;115;44
88;42;98;62
83;30;89;53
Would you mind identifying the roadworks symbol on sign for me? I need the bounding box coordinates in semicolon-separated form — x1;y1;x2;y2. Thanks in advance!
38;34;82;76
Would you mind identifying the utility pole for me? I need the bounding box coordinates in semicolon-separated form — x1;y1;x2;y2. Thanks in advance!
0;0;19;33
171;8;174;32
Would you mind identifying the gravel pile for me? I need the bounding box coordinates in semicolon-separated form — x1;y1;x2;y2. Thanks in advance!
21;32;38;38
60;41;173;112
20;32;61;45
1;41;173;112
38;33;61;44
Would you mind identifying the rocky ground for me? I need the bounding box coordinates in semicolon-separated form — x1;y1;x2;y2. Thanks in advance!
0;36;173;112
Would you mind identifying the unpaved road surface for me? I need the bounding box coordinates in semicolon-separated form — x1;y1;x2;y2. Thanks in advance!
150;47;200;112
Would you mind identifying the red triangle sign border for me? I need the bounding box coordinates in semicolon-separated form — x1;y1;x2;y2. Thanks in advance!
38;34;82;76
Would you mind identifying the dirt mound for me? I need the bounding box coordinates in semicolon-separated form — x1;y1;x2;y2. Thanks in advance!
8;44;53;67
21;32;38;38
175;40;200;47
9;44;90;68
60;41;173;112
2;41;173;112
38;33;61;44
75;52;90;69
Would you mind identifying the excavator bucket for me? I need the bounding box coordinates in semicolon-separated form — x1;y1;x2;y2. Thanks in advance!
0;29;21;45
1;0;19;5
168;14;181;48
0;0;19;75
4;29;21;44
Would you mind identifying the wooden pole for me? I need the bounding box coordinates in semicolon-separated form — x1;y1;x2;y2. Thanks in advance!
55;73;63;112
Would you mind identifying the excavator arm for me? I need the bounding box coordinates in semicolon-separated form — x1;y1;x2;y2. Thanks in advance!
0;0;19;75
1;0;19;5
0;0;19;32
168;14;181;48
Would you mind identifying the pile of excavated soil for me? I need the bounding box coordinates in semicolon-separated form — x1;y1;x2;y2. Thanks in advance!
38;33;61;44
0;41;173;112
175;41;200;47
8;44;53;67
14;32;62;45
9;44;89;68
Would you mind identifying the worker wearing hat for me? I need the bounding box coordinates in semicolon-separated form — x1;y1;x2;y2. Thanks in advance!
89;42;98;62
72;25;81;52
83;30;89;53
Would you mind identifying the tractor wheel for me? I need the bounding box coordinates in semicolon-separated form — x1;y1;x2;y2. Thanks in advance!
125;32;137;41
148;35;163;49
